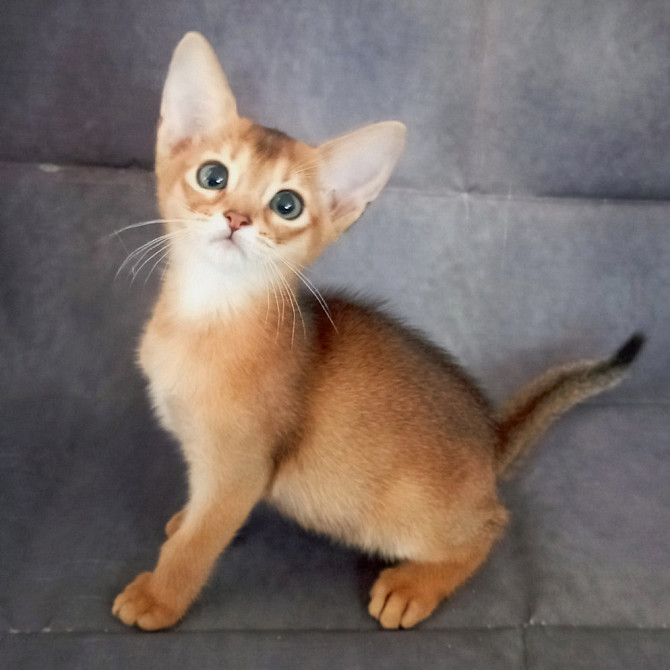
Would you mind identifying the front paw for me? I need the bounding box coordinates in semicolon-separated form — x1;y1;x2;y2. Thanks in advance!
112;572;182;630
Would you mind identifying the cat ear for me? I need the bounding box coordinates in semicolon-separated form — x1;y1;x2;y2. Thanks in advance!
317;122;406;233
157;32;237;155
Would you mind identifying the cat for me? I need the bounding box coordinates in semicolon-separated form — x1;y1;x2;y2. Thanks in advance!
112;32;644;631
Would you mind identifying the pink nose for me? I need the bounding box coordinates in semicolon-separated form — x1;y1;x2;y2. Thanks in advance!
225;210;251;232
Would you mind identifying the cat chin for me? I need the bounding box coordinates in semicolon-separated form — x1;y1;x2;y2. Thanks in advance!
168;245;267;320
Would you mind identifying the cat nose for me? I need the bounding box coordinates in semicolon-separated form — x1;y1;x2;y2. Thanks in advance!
224;210;251;232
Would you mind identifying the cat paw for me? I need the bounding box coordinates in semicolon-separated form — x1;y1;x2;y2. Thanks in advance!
165;510;185;538
368;566;440;629
112;572;182;630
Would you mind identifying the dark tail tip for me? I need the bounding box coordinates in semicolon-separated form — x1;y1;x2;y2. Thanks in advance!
612;332;646;367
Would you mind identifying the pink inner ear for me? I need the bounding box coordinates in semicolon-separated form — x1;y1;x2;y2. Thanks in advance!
327;188;358;223
158;33;238;152
318;122;406;214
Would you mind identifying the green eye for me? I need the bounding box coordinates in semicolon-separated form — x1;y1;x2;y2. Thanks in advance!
269;190;304;220
197;162;228;190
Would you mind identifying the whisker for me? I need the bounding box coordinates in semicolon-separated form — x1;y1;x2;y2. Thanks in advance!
263;259;282;342
281;272;305;346
270;259;307;345
105;218;196;240
116;234;169;276
120;236;173;281
279;272;296;346
260;258;272;326
131;229;188;283
255;246;308;346
130;242;174;286
291;167;319;177
115;229;189;283
279;276;286;329
143;247;172;288
115;233;131;258
277;257;338;334
271;276;282;343
272;264;298;347
127;235;172;265
160;256;171;283
121;229;187;267
290;157;321;176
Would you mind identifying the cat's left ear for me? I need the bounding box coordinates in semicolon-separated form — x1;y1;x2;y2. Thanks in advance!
157;32;237;156
317;121;406;234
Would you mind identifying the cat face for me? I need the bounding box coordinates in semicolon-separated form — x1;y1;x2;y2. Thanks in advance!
157;117;326;279
155;33;405;316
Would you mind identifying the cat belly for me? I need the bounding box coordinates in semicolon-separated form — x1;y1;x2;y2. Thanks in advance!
266;420;503;563
267;471;418;560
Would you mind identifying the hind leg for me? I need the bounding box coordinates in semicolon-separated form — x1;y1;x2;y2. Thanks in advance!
368;527;502;629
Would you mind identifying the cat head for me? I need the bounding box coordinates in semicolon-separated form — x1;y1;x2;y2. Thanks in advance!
155;32;405;316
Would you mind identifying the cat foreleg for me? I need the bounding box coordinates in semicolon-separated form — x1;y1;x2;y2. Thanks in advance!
113;443;269;630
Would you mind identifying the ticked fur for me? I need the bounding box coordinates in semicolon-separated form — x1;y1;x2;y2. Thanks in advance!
112;33;643;631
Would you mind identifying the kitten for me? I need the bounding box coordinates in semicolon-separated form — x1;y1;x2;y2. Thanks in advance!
112;32;644;631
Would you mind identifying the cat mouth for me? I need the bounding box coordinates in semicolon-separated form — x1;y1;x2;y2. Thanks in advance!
209;232;249;259
211;232;239;247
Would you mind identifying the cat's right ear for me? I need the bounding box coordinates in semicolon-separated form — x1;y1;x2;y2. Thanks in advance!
157;32;237;156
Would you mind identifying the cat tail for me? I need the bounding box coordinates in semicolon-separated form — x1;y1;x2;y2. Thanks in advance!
495;333;645;477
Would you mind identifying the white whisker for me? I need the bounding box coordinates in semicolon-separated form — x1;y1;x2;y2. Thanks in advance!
143;247;172;288
255;246;309;346
290;157;321;176
105;218;195;240
115;229;190;284
263;260;282;342
260;258;272;326
122;232;181;280
274;265;298;347
279;273;297;347
277;257;338;334
131;242;173;286
160;256;171;283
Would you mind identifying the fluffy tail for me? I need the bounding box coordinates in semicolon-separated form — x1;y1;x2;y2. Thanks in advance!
495;333;645;476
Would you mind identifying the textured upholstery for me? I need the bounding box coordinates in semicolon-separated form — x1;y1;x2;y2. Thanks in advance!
1;1;669;667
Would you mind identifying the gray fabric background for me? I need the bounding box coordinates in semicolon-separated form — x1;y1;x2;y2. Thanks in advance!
1;1;669;668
